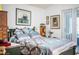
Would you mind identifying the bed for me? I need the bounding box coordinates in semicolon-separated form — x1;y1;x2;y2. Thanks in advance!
8;28;76;55
32;37;76;55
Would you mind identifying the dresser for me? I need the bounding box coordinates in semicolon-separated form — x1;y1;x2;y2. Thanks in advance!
0;11;8;40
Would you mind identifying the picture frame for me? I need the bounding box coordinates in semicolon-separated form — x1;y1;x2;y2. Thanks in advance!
50;15;60;29
16;8;31;26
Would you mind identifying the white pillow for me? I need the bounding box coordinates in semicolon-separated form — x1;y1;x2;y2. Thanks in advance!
18;36;31;42
14;28;23;35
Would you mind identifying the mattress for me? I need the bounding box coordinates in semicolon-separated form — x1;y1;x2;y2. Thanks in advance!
52;41;76;55
39;37;76;55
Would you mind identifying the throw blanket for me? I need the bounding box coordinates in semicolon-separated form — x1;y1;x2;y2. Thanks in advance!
19;41;52;55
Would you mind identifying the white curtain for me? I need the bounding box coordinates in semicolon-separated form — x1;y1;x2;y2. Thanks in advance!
62;9;72;40
61;8;77;42
76;8;79;46
77;8;79;35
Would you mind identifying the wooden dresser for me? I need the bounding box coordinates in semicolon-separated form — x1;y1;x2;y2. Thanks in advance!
0;11;8;40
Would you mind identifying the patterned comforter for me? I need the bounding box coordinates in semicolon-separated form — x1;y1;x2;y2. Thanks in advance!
10;35;71;55
19;40;52;55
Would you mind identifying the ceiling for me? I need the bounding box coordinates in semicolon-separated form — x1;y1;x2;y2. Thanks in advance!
29;4;53;9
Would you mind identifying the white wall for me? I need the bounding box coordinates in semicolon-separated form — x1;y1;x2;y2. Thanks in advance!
45;4;79;39
3;4;79;39
3;4;45;32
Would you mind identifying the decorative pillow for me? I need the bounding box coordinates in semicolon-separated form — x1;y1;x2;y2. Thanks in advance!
9;35;17;43
29;30;40;37
14;28;31;43
29;30;44;44
22;27;32;34
33;37;45;44
14;28;24;35
16;33;31;43
22;27;30;34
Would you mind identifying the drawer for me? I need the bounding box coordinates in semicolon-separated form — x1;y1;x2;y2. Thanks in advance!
0;27;2;31
3;35;7;38
3;34;7;36
3;31;7;34
3;27;7;30
0;31;2;36
0;35;2;38
0;33;2;38
0;31;2;33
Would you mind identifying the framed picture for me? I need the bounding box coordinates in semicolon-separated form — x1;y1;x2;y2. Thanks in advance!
16;8;31;26
50;15;60;29
46;16;49;25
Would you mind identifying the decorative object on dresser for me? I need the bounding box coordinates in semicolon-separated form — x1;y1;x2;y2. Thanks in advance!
50;15;60;29
48;31;53;38
46;16;49;25
16;8;31;26
0;11;8;40
0;46;6;55
40;23;46;37
32;26;36;31
0;40;11;55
